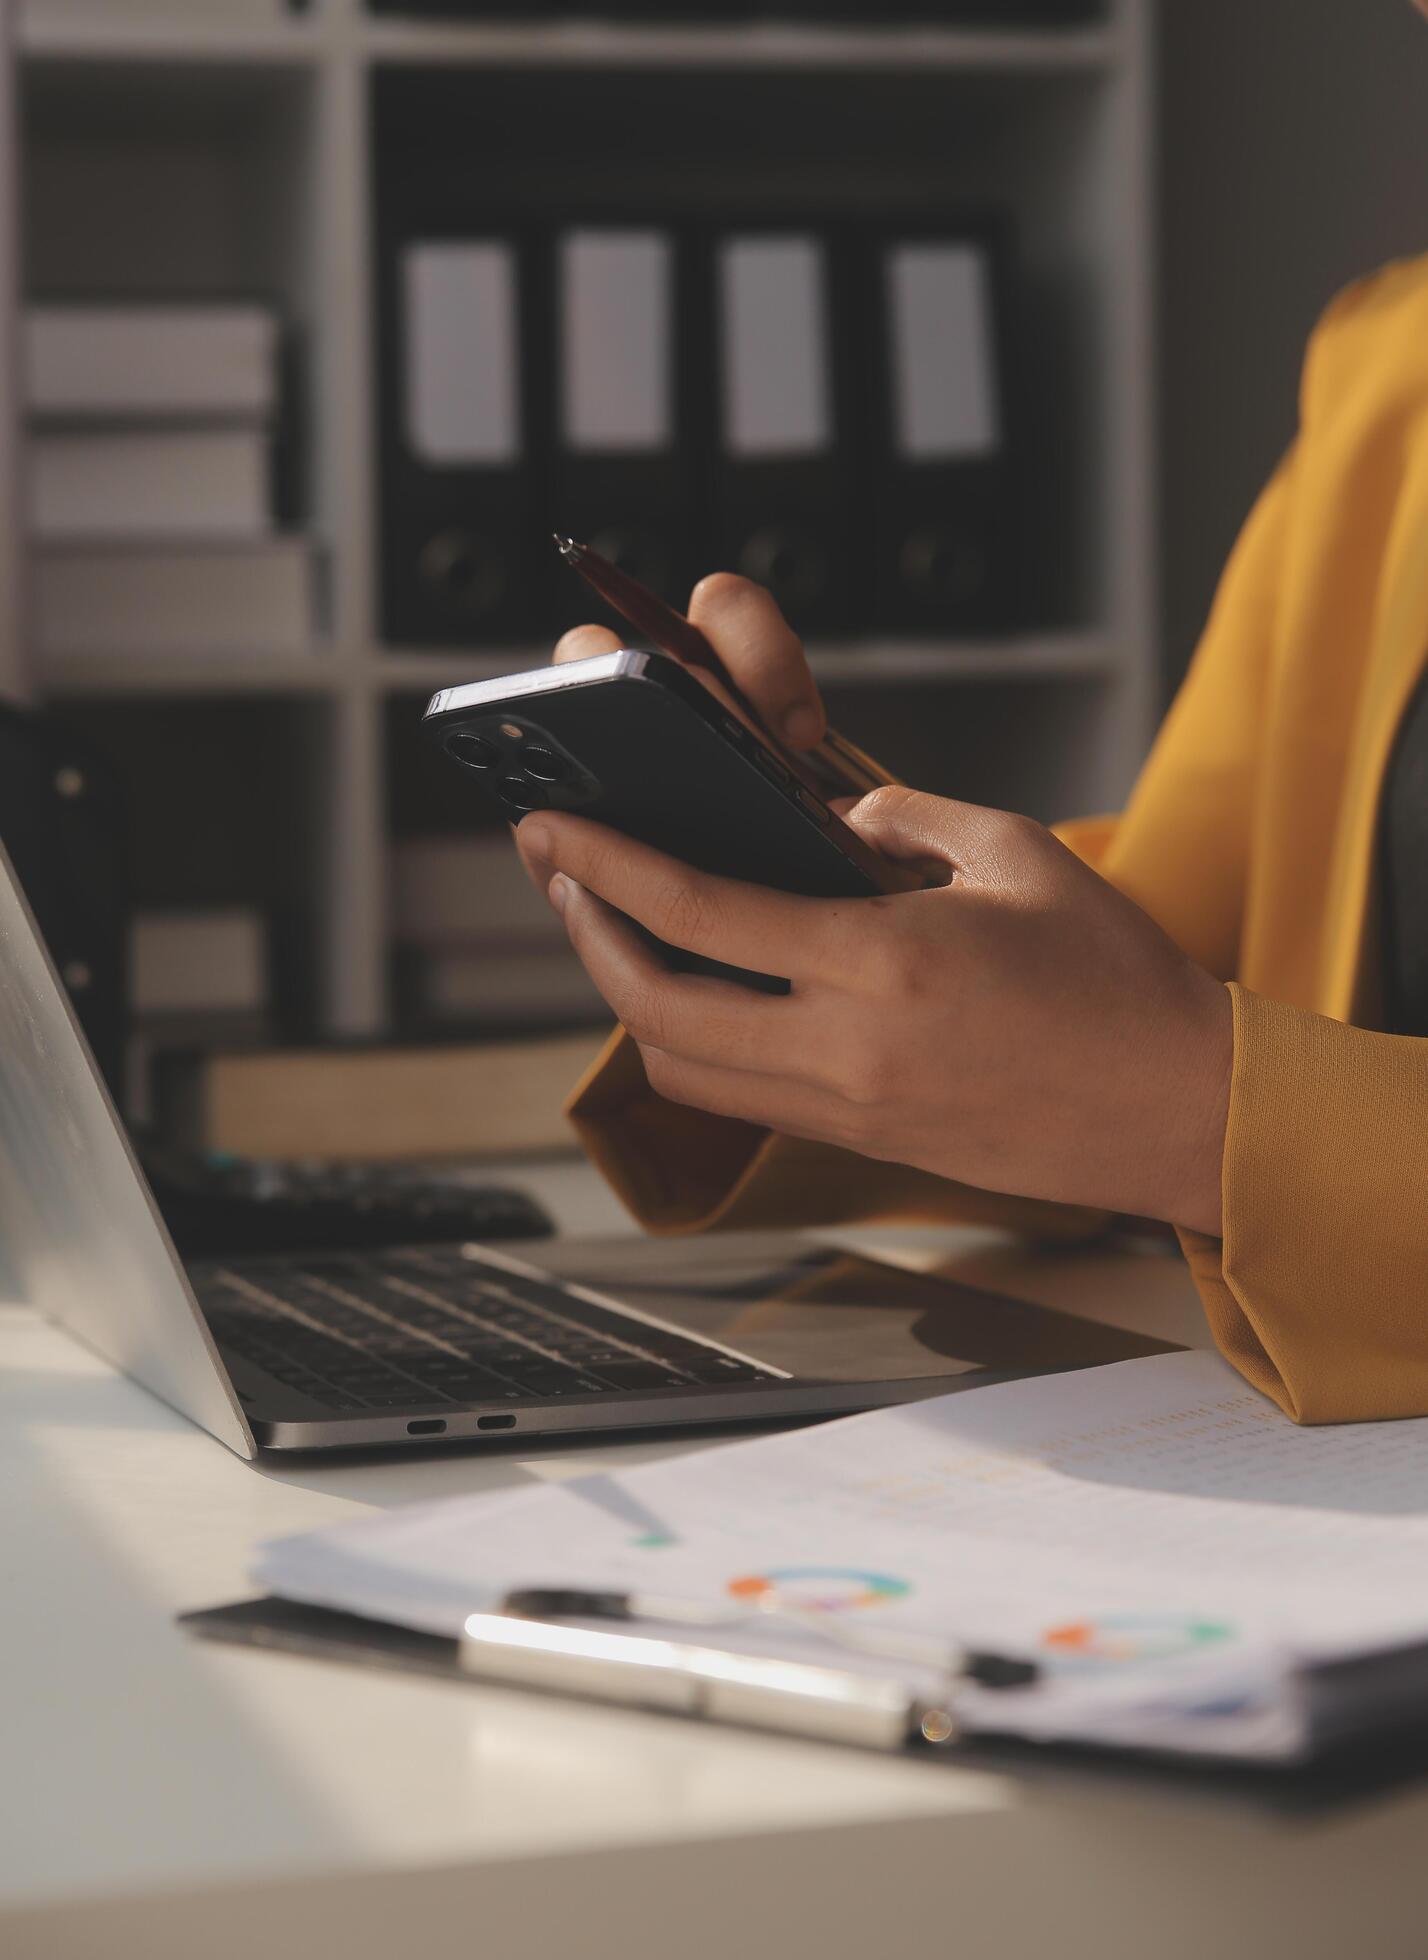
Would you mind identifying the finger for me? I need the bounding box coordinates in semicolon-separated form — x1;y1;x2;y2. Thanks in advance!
519;811;841;983
513;813;558;897
635;1042;850;1146
554;880;814;1078
553;623;623;665
841;785;1004;876
687;572;825;751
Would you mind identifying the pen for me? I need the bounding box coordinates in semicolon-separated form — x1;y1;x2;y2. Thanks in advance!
462;1608;944;1751
500;1586;1039;1693
553;535;897;805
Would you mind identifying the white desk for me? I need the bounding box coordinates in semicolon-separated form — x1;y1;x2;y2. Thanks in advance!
5;1158;1426;1960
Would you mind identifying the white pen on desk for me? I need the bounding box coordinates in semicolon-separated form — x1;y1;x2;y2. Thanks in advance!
500;1587;1039;1692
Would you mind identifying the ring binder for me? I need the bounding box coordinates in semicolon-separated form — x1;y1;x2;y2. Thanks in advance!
860;217;1018;635
549;225;696;626
378;221;550;645
706;223;862;639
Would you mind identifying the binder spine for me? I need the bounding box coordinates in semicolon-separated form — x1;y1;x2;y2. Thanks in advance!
861;216;1018;637
377;214;552;647
706;222;862;641
547;224;698;632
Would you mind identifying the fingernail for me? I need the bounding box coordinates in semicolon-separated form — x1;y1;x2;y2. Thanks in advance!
782;705;822;749
547;872;571;917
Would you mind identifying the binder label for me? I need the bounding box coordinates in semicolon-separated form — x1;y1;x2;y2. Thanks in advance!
888;244;999;460
403;241;519;466
719;236;831;459
560;231;672;454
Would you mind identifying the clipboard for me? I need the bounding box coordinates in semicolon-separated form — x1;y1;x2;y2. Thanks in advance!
178;1596;1428;1818
181;1595;949;1754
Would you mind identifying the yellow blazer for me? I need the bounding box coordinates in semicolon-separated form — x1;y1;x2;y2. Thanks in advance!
568;255;1428;1425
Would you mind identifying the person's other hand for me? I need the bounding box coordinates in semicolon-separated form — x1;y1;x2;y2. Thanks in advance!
515;786;1232;1236
549;572;826;751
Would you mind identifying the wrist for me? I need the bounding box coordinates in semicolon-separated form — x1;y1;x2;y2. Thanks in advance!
1160;976;1233;1236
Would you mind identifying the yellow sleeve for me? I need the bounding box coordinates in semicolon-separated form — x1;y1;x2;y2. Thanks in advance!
1095;447;1297;978
1180;987;1428;1422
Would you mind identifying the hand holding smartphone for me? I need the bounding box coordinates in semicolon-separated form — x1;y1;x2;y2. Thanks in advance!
423;649;917;992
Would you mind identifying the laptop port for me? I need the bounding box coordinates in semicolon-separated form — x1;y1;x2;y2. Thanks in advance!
477;1414;517;1431
407;1419;447;1436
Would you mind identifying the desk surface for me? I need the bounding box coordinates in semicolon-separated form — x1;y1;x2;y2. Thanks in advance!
6;1157;1427;1960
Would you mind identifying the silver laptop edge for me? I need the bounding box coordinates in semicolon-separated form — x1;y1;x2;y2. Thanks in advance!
0;837;256;1457
0;836;836;1458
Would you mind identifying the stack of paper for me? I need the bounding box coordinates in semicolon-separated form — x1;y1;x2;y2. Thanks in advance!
25;305;313;658
255;1350;1428;1763
125;908;272;1128
390;833;606;1031
129;908;269;1023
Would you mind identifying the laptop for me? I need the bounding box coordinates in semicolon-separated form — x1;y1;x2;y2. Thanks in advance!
0;840;1167;1458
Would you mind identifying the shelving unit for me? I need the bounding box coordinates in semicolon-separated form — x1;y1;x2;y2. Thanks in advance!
1;0;1157;1050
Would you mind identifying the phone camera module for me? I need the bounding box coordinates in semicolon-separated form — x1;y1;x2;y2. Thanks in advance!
447;732;500;771
496;774;546;811
521;746;570;784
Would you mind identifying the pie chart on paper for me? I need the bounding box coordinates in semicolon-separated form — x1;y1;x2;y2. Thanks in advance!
1040;1613;1235;1669
727;1567;911;1614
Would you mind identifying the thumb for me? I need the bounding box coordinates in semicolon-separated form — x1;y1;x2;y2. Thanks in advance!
843;785;992;881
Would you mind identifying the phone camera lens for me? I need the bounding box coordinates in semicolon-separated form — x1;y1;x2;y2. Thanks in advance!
447;732;499;770
521;746;569;784
496;774;546;811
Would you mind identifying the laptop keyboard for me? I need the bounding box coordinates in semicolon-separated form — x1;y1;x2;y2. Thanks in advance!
194;1245;779;1414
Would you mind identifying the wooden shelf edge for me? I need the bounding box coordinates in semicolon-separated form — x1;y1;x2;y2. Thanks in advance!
809;632;1117;684
17;14;1121;77
39;653;341;695
16;11;324;66
372;632;1119;693
361;19;1119;73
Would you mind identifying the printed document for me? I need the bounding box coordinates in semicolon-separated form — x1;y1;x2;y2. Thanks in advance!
255;1351;1428;1759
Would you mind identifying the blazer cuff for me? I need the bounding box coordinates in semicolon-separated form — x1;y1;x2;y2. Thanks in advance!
1179;983;1428;1422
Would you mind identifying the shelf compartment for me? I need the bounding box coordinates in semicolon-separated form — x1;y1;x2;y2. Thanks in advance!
373;59;1117;643
48;694;337;1042
23;57;319;298
22;59;333;643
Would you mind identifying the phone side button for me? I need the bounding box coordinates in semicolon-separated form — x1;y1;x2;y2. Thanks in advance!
797;787;832;824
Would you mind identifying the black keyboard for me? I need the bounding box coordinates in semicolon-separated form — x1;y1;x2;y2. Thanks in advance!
145;1151;552;1261
195;1244;779;1413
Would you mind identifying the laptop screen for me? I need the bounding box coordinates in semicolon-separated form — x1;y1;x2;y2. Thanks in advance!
0;841;253;1455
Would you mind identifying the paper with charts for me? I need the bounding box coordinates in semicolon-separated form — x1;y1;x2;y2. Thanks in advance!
255;1350;1428;1761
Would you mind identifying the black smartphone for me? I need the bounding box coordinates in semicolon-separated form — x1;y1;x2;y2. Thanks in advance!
422;649;908;991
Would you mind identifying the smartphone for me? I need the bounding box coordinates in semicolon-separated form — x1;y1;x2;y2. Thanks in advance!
422;649;909;990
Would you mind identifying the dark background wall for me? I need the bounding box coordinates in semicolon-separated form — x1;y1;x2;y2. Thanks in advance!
1157;0;1428;693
